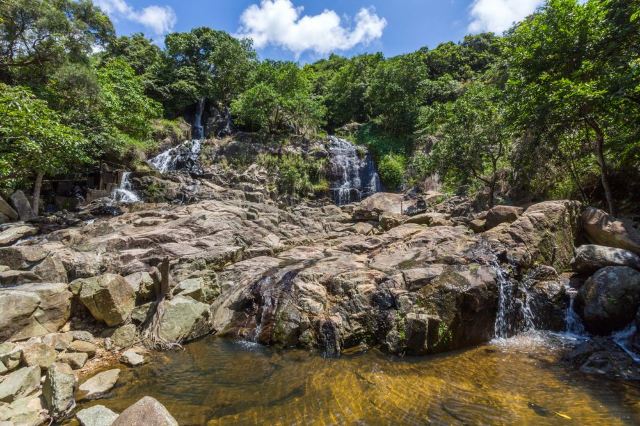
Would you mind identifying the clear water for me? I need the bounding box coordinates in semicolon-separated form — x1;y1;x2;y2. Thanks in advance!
78;335;640;425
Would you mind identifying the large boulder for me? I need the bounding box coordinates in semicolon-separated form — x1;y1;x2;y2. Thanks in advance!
42;362;76;420
485;200;582;271
112;396;178;426
0;196;18;221
582;207;640;255
352;193;405;220
571;245;640;274
156;296;213;343
10;191;34;221
0;366;41;402
485;205;524;230
414;264;498;351
577;266;640;334
78;274;136;326
0;283;72;341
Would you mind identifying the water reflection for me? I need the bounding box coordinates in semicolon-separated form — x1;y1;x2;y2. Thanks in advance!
78;334;640;425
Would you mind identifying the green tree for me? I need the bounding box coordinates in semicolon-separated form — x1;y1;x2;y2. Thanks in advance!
0;83;87;213
232;61;326;135
419;83;511;207
505;0;640;214
161;27;256;114
367;52;428;134
96;59;162;152
0;0;114;86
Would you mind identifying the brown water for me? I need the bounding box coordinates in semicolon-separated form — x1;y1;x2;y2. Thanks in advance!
79;333;640;425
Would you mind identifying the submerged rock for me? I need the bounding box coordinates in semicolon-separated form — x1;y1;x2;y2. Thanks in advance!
78;369;120;401
112;396;178;426
156;296;213;343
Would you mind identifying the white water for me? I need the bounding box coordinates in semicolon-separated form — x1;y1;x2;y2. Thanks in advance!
149;140;202;174
328;136;381;205
564;287;587;338
492;261;536;340
613;324;640;363
111;172;141;204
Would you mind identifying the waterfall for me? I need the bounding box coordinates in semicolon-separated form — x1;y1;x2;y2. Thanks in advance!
149;140;203;174
193;98;205;140
564;287;586;337
111;172;141;204
492;260;536;339
328;136;381;205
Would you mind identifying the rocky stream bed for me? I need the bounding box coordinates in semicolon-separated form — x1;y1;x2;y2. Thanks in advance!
1;137;640;425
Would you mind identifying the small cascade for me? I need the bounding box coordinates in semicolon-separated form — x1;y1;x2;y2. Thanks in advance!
111;172;141;204
193;98;205;140
491;260;536;339
328;136;381;205
564;287;586;338
149;140;203;174
613;324;640;363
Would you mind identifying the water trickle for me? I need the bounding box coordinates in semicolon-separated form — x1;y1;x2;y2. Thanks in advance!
613;324;640;363
111;172;141;204
492;260;536;339
564;287;586;338
193;98;205;140
149;140;203;174
328;136;381;205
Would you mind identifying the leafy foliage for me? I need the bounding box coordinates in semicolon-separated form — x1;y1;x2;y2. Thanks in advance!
0;83;87;187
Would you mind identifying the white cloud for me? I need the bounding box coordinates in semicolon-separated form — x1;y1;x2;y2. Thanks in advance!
237;0;387;57
95;0;176;35
468;0;544;33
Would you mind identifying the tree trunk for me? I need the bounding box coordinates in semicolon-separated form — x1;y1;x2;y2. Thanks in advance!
587;119;616;215
32;172;43;216
159;257;171;299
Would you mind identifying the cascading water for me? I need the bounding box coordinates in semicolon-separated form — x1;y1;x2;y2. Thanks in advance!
148;140;203;174
613;324;640;363
193;98;205;140
111;172;141;204
564;287;586;338
328;136;381;205
491;260;536;339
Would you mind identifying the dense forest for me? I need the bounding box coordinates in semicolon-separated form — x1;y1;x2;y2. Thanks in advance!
1;0;639;213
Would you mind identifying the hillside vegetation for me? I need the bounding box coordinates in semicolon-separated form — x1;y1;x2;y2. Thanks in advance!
1;0;638;212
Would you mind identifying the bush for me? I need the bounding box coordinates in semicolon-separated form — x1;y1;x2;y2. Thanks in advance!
378;153;406;190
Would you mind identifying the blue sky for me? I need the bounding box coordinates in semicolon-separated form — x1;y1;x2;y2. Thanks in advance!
95;0;544;62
